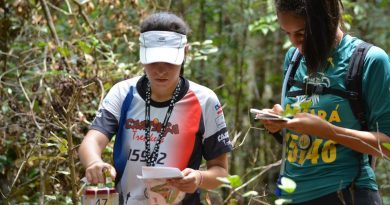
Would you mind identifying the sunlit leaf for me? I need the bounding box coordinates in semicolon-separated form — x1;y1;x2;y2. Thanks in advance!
58;144;67;154
228;175;242;188
277;177;296;193
217;175;241;188
41;143;58;148
242;191;258;198
77;0;90;5
275;198;292;205
84;53;94;65
104;146;113;154
219;184;232;189
216;176;230;184
193;56;208;61
78;41;93;54
200;47;218;55
190;42;201;46
202;40;213;45
45;195;57;201
2;104;10;113
57;171;70;175
383;143;390;151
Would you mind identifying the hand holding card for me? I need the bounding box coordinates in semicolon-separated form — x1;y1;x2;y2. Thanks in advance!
137;166;185;205
250;108;291;121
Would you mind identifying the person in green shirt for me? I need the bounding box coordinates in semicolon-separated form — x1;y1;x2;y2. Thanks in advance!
260;0;390;204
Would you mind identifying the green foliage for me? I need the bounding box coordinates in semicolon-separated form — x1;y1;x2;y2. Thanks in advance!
0;0;389;204
248;14;278;35
218;175;243;189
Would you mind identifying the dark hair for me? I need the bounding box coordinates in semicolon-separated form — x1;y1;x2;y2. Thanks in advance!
140;12;190;75
140;12;190;35
275;0;342;73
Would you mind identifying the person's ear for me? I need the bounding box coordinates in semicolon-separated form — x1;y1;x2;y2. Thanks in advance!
184;44;189;55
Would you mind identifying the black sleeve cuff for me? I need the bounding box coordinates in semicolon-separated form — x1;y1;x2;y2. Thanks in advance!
89;109;119;140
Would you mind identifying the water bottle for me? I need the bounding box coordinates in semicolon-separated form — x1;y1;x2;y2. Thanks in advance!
81;168;118;205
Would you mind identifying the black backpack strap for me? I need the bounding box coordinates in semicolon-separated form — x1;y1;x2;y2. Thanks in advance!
347;41;375;188
346;41;372;131
287;50;303;92
286;81;352;98
284;42;373;132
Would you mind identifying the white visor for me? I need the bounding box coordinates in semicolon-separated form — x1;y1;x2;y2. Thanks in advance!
139;31;187;65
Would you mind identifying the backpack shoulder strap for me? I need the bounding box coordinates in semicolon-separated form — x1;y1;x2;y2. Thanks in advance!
286;49;303;92
272;48;302;144
346;41;377;171
346;41;373;131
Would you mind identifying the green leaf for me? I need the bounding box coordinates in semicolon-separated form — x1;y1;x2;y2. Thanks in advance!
58;143;68;154
277;177;296;193
45;195;57;201
36;41;47;48
228;175;242;188
77;0;90;5
242;190;258;198
104;146;113;154
57;46;71;57
57;170;70;175
228;199;238;205
216;176;231;184
199;47;218;55
275;198;292;205
382;143;390;151
43;70;67;77
202;40;213;45
41;143;58;148
77;41;93;54
2;104;10;113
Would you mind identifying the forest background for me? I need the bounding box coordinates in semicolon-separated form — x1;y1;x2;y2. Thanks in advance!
0;0;389;204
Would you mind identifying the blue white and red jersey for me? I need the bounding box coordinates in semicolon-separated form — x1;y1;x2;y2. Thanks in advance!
90;75;232;205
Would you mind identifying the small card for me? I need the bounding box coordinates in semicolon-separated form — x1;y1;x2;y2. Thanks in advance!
250;108;290;121
137;166;183;180
137;166;185;205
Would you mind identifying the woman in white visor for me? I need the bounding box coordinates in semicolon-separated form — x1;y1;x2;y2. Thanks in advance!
79;12;232;205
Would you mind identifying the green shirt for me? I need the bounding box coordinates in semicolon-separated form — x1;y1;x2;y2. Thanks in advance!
281;34;390;203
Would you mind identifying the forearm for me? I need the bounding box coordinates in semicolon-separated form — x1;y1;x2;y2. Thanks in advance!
198;165;228;190
200;153;229;190
326;123;390;158
79;130;109;168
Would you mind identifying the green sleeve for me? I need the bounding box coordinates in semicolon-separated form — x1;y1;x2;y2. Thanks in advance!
362;46;390;136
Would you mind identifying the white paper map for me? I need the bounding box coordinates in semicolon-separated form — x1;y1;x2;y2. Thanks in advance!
137;166;185;205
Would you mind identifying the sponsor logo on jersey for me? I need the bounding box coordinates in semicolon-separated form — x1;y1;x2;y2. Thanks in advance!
103;99;110;105
215;115;226;130
214;103;223;115
125;118;179;136
217;131;231;146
